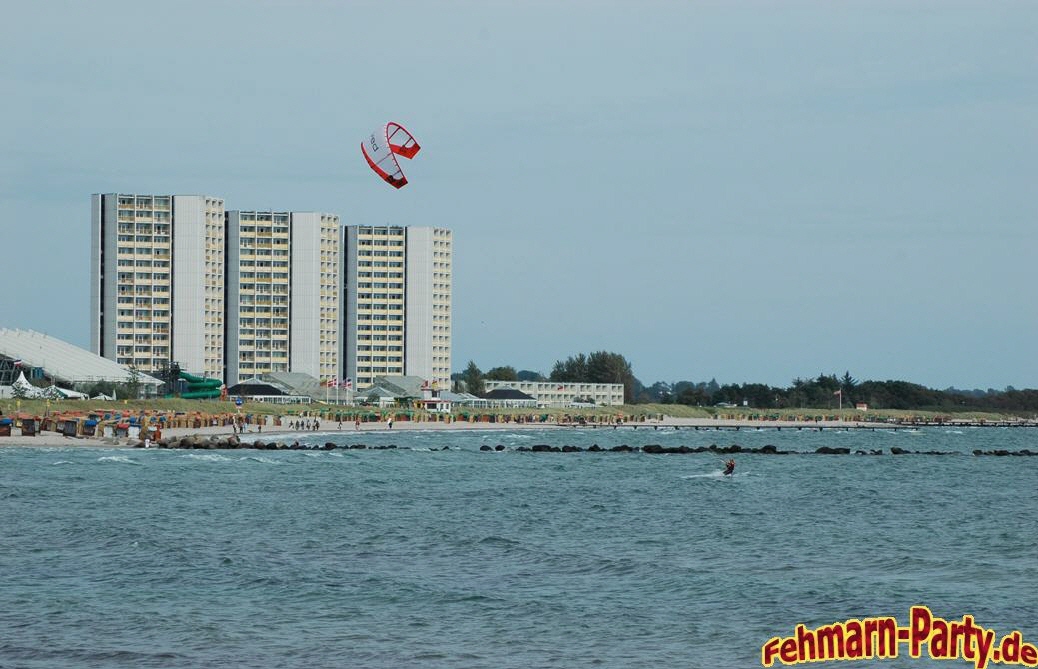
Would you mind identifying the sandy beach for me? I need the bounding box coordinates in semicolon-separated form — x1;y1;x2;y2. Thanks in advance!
0;415;894;449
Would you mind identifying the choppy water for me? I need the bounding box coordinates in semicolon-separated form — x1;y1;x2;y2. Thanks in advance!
2;426;1036;668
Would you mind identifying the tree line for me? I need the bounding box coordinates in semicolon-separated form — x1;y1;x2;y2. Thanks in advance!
647;373;1038;413
456;354;1038;413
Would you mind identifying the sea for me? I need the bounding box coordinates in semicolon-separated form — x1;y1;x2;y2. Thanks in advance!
1;425;1036;669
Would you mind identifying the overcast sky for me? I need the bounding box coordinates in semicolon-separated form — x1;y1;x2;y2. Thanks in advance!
2;0;1034;390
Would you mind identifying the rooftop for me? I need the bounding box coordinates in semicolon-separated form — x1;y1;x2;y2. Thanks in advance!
0;328;162;387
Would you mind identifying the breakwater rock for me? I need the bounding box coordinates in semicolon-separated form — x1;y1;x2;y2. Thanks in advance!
134;436;1036;456
498;443;1034;456
135;436;411;451
972;448;1037;456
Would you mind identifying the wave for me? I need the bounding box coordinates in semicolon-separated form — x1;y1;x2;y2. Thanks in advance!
241;456;282;465
51;460;75;466
181;453;233;462
97;455;140;465
681;470;750;480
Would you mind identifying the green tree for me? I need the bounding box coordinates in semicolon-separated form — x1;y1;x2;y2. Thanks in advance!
459;360;485;397
551;351;638;403
485;365;518;381
123;367;143;400
550;354;588;382
645;381;673;403
840;371;857;391
676;385;709;406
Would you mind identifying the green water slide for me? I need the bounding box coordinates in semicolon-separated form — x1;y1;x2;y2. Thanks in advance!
179;371;223;399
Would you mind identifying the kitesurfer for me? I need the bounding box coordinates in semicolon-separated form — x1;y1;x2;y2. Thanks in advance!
723;459;735;476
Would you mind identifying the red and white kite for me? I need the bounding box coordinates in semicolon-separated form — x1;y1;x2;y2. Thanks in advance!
361;122;421;189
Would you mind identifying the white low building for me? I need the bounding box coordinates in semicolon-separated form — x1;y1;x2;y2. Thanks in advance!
483;380;625;408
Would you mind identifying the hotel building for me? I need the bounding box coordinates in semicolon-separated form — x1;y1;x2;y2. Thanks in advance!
93;195;448;393
483;380;626;407
342;225;452;390
224;211;341;386
289;212;341;385
225;211;290;386
91;193;225;379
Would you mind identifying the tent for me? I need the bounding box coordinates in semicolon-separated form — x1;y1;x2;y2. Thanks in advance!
11;371;45;399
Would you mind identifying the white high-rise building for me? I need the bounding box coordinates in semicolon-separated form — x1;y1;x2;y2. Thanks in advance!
94;195;452;394
404;226;452;387
342;225;451;389
290;212;341;384
225;211;293;386
91;193;225;379
224;210;341;386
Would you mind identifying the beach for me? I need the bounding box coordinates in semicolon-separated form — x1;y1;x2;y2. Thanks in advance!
0;414;911;449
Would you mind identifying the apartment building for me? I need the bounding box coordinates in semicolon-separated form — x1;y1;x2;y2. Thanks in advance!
289;212;340;384
225;211;293;386
224;211;342;386
342;225;452;390
91;193;225;379
93;195;448;393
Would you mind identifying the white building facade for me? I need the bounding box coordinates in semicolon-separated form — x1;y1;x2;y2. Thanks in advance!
225;211;292;386
91;193;225;379
93;195;453;393
342;225;452;390
290;212;340;385
404;227;452;388
483;380;626;407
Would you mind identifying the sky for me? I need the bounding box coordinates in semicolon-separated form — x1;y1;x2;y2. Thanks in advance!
1;0;1035;391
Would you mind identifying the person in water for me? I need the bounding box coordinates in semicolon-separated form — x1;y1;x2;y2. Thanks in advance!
723;459;735;476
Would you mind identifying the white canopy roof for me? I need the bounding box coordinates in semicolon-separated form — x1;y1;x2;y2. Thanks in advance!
0;328;162;387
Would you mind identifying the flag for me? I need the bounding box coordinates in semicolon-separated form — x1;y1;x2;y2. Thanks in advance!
343;378;352;390
557;385;565;390
11;359;22;367
833;390;842;396
327;377;337;388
